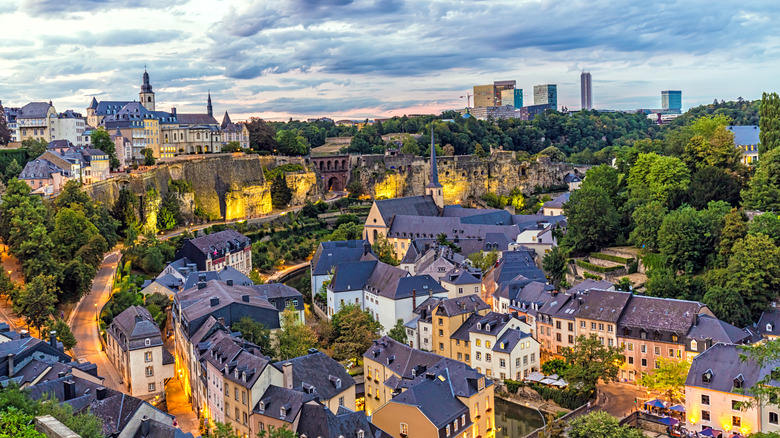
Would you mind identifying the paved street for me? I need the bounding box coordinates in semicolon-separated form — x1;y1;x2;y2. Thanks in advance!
596;381;656;419
69;249;124;391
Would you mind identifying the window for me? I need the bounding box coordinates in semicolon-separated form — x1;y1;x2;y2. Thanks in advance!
476;352;481;360
641;358;647;367
439;318;444;326
654;346;660;355
476;339;481;347
235;388;239;401
591;322;596;330
732;400;740;411
439;329;444;336
732;416;741;427
148;382;156;392
486;353;492;362
515;358;520;367
702;410;710;421
770;412;778;425
243;412;247;425
145;338;151;346
628;343;634;351
641;345;647;353
530;353;536;363
458;353;463;360
465;354;469;362
655;360;660;369
461;414;466;426
580;321;586;328
523;356;528;366
568;322;574;332
242;391;246;404
339;396;344;406
400;423;408;435
669;348;674;357
599;323;604;331
358;431;365;438
608;325;613;332
556;333;562;342
568;335;574;344
446;425;450;436
628;356;634;365
235;408;240;421
556;321;561;329
439;342;444;350
702;370;713;383
145;366;154;377
691;340;698;351
701;394;710;405
486;341;492;348
145;351;153;362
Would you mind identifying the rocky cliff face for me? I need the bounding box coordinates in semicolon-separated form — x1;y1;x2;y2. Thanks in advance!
84;155;322;222
356;152;576;204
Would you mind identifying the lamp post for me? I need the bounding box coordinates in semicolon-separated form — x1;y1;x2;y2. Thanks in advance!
95;303;98;322
526;402;547;427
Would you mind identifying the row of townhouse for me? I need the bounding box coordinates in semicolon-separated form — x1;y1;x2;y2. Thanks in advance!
365;336;497;438
170;278;389;437
0;323;190;438
3;101;89;147
491;276;754;382
18;139;111;195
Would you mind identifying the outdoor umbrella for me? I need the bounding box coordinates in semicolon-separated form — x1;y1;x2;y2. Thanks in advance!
669;404;685;412
551;379;567;387
699;428;716;437
540;377;557;385
525;371;544;382
644;399;665;409
658;417;679;426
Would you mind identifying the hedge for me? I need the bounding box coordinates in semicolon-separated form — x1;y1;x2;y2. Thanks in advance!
583;272;602;281
576;260;624;273
504;379;524;394
530;384;593;410
589;252;634;265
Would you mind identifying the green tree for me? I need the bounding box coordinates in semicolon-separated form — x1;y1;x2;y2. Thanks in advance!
246;118;277;152
388;319;407;344
473;143;488;157
467;250;499;273
541;358;568;375
628;153;690;206
257;424;298;438
742;147;780;211
232;316;273;356
276;307;317;360
562;185;619;253
275;129;308;156
4;158;23;181
542;246;568;288
14;275;58;335
718;208;748;261
687;165;742;209
400;134;420;155
91;127;120;169
538;412;566;438
538;146;565;162
371;234;398;266
629;200;666;250
658;206;710;274
346;181;364;198
52;207;100;260
0;101;11;145
37;396;104;438
568;411;644;438
331;303;382;364
637;357;690;403
759;91;780;154
701;285;752;327
21;138;48;157
725;233;780;321
749;212;780;242
112;187;139;237
212;421;239;438
583;165;620;201
0;407;44;438
738;339;780;410
223;141;242;152
562;334;624;392
157;191;181;231
328;222;364;241
141;148;156;166
271;174;293;209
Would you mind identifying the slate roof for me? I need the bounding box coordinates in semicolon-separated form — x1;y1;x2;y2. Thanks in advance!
48;139;75;150
272;351;355;401
108;306;163;351
135;418;194;438
92;101;132;117
450;313;482;341
329;260;377;292
387;215;519;243
758;308;780;337
487;249;546;288
687;314;750;346
442;267;482;285
564;173;581;183
435;295;489;317
576;289;632;323
221;112;232;129
19;159;63;180
187;229;251;257
543;192;570;209
253;283;305;312
296;401;389;438
566;279;613;294
388;275;445;300
253;385;315;423
364;336;443;380
374;195;440;224
223;349;273;389
727;125;760;146
400;243;419;264
176;113;218;125
311;240;371;276
390;371;470;429
469;312;523;336
181;267;252;290
492;328;534;354
685;343;780;395
619;294;706;334
363;262;409;299
0;336;72;380
18;102;52;118
102;102;155;122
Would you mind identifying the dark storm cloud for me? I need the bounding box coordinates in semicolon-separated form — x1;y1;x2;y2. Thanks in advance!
209;0;780;80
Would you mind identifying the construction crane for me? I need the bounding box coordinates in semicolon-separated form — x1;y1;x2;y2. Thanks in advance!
459;92;472;108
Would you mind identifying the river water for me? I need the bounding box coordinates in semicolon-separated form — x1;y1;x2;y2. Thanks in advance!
495;397;546;437
283;272;545;436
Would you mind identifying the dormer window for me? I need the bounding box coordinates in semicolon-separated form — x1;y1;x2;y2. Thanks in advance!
145;338;151;346
258;401;265;411
702;369;713;384
671;334;678;342
768;323;775;332
477;323;482;330
280;406;287;417
486;324;491;331
691;340;698;351
640;330;647;340
734;374;745;389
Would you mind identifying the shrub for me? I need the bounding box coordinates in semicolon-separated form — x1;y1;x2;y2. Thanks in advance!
504;379;524;394
530;384;592;410
583;272;602;280
576;260;624;273
589;252;634;264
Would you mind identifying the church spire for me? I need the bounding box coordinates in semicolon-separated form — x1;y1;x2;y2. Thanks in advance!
207;91;213;117
425;127;443;209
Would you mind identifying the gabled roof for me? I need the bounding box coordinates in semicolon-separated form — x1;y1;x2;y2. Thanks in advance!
389;369;469;429
272;351;355;401
564;173;581;183
311;240;371;276
19;159;64;180
468;311;522;336
108;306;163;351
493;328;534;353
182;267;252;290
373;196;440;224
487;249;546;288
686;314;750;345
726;125;760;146
296;401;387;438
253;385;315;422
543;192;570;209
221;112;232;129
576;289;631;323
176;113;218;125
758;308;780;337
685;343;780;395
93;101;133;117
435;295;489;317
388;275;445;300
329;260;377;292
186;229;251;256
619;294;706;333
18;102;53;118
363;262;409;299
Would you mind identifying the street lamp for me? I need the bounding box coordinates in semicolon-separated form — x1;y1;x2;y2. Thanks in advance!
95;303;98;322
525;402;547;427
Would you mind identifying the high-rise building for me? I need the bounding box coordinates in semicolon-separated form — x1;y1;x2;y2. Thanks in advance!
500;88;523;108
533;84;557;110
473;80;516;107
580;72;592;110
662;90;682;113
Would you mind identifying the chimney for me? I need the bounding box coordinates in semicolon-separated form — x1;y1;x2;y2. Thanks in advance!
241;294;249;302
63;380;76;401
210;297;219;306
171;107;177;116
96;386;107;400
140;416;151;437
429;288;433;298
198;281;207;290
7;354;14;378
20;330;29;338
412;289;417;310
283;362;293;389
50;330;58;348
227;279;234;286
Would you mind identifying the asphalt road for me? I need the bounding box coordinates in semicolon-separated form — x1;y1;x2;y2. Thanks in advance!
69;249;124;391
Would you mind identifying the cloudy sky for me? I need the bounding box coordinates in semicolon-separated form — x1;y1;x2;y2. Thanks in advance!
1;0;778;121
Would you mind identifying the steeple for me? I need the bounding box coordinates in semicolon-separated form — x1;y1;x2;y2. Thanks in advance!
425;127;444;209
88;97;98;110
139;68;155;111
207;91;213;117
221;111;232;129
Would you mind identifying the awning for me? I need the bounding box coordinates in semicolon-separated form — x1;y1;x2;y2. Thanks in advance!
658;417;679;426
525;371;545;382
644;399;665;408
668;404;685;412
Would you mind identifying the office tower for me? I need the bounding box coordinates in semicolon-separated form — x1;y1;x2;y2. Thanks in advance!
500;89;523;108
580;72;592;110
493;80;516;105
473;84;495;107
534;84;558;110
662;90;682;113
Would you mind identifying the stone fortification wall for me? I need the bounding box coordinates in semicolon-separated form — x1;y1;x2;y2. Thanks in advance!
85;155;322;222
356;152;574;204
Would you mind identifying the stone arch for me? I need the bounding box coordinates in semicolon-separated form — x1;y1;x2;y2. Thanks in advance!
342;159;346;169
327;160;331;170
319;161;324;171
373;229;379;241
328;176;342;191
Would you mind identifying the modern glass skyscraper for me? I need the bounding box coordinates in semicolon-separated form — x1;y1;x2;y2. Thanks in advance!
580;72;592;110
500;89;523;108
662;90;682;113
534;84;557;110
